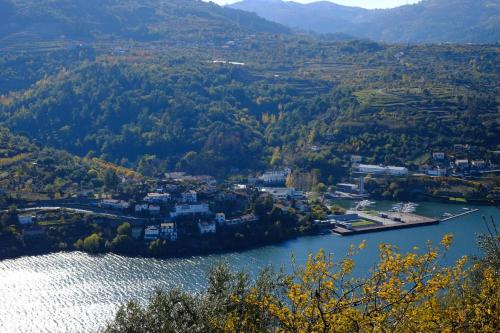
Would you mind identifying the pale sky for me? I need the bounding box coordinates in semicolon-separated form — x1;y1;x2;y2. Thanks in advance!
210;0;421;10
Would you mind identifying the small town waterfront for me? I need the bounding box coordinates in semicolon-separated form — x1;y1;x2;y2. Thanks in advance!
0;202;498;333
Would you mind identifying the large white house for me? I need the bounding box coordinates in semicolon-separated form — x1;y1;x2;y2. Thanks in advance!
144;225;160;241
181;190;197;203
160;223;177;241
144;192;171;203
260;187;304;200
258;168;291;184
432;152;445;160
170;203;210;218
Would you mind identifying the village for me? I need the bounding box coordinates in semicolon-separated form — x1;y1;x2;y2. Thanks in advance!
9;168;315;255
5;142;498;257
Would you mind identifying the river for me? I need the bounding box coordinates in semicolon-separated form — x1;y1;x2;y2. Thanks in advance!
0;201;498;333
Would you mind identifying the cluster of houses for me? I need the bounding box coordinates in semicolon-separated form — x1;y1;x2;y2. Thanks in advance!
92;173;264;243
349;149;492;180
420;150;490;177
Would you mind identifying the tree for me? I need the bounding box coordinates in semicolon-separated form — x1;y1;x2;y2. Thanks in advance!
110;234;134;254
82;233;102;253
117;222;131;236
103;170;120;191
105;234;500;332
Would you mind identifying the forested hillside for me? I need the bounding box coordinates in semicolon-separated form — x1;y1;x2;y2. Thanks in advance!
0;127;140;200
231;0;500;43
0;0;289;51
1;39;498;180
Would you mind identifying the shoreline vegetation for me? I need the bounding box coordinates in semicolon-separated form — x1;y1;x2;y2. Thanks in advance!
104;230;500;333
0;195;496;262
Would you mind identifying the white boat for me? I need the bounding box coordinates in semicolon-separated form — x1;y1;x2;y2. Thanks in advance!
354;200;375;211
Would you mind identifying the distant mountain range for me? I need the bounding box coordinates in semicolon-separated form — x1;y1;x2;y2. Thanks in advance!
0;0;289;48
230;0;500;43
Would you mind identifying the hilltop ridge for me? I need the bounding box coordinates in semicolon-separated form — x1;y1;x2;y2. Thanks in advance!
230;0;500;43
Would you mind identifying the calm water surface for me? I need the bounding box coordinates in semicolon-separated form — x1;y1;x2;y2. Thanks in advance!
0;202;498;333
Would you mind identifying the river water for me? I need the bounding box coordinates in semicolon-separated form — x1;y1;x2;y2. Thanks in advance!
0;202;498;333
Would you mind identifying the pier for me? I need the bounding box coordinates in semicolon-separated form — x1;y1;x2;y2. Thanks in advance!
332;211;439;236
331;208;480;236
440;208;479;222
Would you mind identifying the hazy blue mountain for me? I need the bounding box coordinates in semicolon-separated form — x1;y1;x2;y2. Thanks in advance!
0;0;289;48
230;0;500;43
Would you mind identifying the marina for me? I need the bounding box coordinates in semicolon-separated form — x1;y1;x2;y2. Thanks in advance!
331;211;439;235
330;201;481;236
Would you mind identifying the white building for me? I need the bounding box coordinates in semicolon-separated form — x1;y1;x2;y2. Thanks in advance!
160;223;177;241
336;183;359;194
427;167;447;177
170;203;210;218
471;160;486;169
182;190;197;203
99;199;130;210
432;152;445;160
149;205;161;215
258;168;291;184
260;187;304;200
144;193;171;203
356;164;408;176
144;226;160;241
351;155;363;164
215;213;226;224
18;214;35;225
455;159;469;170
198;221;216;234
135;204;149;213
135;204;160;214
224;214;258;227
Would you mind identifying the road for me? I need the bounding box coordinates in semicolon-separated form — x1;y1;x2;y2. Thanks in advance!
8;199;149;225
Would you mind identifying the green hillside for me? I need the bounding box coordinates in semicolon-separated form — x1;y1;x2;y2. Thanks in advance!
0;127;141;200
1;40;498;180
0;0;289;51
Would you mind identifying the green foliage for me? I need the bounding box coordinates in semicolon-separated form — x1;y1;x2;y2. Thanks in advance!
82;233;102;253
0;0;289;52
117;222;131;236
0;126;140;199
1;40;497;181
104;234;500;332
103;170;120;191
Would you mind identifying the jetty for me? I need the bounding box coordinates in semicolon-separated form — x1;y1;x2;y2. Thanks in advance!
332;211;439;236
331;207;479;236
440;208;479;222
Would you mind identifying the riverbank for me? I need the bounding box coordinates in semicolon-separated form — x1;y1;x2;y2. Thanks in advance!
1;201;497;333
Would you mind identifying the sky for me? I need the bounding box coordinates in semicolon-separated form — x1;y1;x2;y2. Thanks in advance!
210;0;421;10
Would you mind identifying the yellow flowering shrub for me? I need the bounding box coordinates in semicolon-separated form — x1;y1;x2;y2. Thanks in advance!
233;234;500;333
